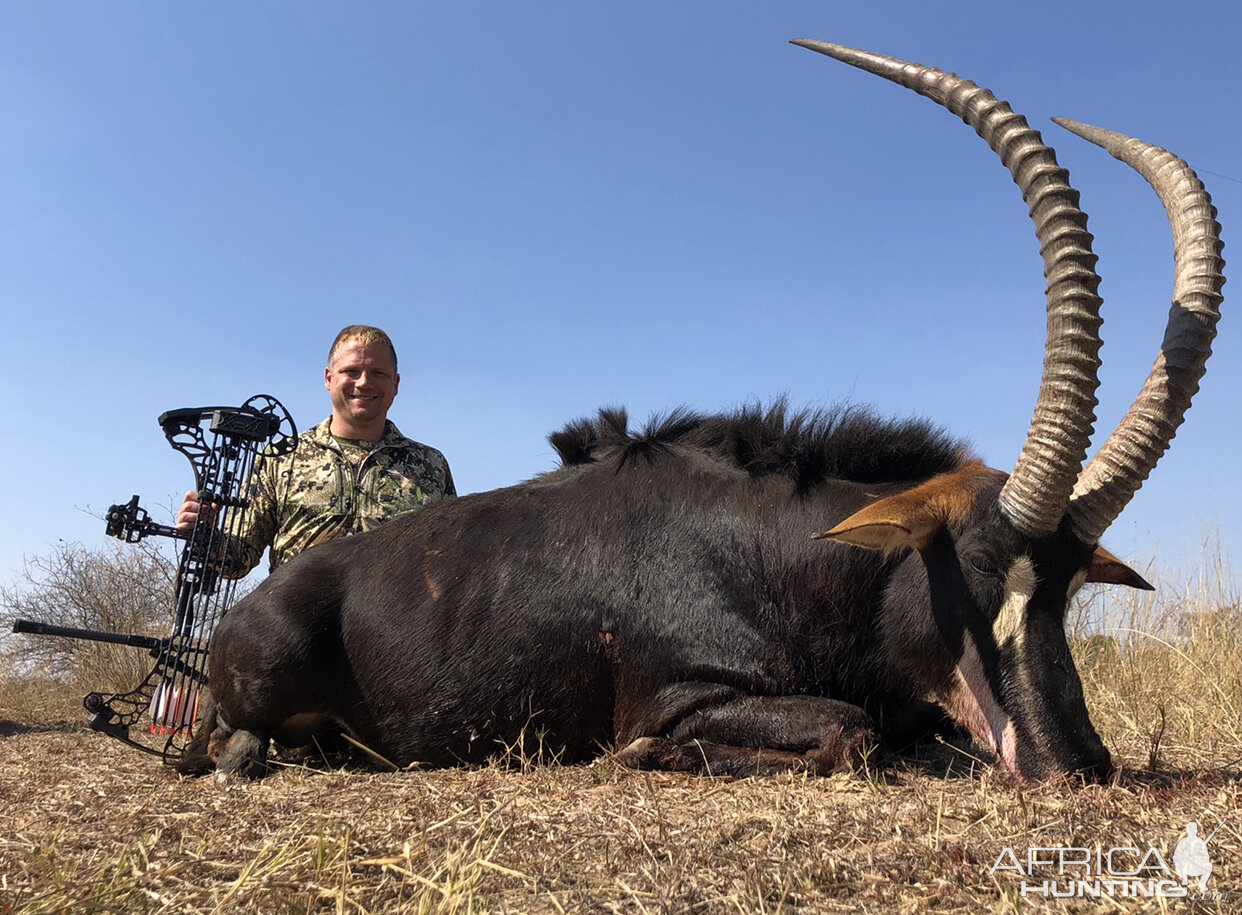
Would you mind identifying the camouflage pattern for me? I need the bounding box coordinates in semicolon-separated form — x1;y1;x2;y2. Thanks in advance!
230;417;455;574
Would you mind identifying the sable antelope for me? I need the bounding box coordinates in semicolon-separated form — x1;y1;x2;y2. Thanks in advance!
181;41;1223;782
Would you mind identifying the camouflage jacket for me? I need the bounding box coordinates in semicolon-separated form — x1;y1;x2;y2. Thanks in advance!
229;417;455;574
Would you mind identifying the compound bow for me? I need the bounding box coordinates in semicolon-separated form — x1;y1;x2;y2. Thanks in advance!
13;394;297;763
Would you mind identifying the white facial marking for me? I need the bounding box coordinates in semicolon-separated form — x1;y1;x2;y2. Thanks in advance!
1066;568;1089;602
992;555;1037;650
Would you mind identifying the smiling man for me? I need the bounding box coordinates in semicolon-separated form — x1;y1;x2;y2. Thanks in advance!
176;325;455;575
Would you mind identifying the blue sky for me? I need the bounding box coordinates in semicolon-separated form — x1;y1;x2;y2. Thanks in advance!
2;2;1238;597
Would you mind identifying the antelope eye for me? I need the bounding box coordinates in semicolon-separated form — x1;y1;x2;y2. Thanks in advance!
969;554;999;577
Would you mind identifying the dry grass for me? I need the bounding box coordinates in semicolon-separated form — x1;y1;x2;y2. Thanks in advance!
2;561;1239;914
1;729;1237;915
1071;548;1242;775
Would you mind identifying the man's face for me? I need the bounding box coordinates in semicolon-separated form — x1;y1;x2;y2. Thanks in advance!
325;339;400;436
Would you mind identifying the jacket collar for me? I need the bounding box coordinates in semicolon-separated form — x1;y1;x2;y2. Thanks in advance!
307;417;410;453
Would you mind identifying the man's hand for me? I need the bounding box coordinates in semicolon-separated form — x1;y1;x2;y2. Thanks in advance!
176;490;218;530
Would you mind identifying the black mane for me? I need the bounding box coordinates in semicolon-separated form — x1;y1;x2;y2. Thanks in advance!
549;401;974;491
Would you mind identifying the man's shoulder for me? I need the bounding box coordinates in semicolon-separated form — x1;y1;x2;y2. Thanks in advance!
377;423;455;496
253;419;338;476
277;418;337;457
381;423;449;464
304;417;338;446
384;440;453;479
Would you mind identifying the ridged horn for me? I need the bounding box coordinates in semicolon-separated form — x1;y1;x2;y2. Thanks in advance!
1053;118;1226;545
791;40;1104;535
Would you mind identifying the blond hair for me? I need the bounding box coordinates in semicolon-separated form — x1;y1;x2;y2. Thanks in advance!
328;325;399;373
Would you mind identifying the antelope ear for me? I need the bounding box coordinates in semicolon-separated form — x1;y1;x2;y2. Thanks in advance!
814;464;990;554
814;494;945;554
814;510;921;554
1087;545;1154;591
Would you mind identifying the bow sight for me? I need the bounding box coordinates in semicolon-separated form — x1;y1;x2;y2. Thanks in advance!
12;394;297;763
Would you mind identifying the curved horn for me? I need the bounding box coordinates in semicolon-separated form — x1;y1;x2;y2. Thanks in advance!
791;40;1105;536
1052;118;1226;545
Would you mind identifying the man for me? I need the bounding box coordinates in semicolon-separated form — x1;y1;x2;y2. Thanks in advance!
177;324;455;574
